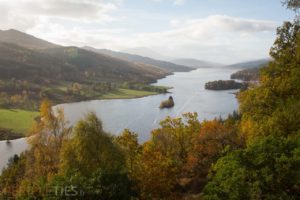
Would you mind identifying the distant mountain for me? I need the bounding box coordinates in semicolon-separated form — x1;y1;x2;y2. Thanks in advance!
0;42;167;84
225;58;271;69
171;58;224;68
0;29;57;49
83;47;194;72
0;29;168;84
123;47;171;61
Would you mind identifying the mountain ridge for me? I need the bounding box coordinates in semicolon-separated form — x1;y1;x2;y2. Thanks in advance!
225;58;271;69
83;46;194;72
0;29;58;49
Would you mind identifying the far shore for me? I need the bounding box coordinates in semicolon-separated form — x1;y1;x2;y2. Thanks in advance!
0;87;172;141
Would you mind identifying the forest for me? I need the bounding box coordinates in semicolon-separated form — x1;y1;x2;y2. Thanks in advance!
230;68;260;81
1;0;300;199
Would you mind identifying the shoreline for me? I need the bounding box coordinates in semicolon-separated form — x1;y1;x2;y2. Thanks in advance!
0;87;172;141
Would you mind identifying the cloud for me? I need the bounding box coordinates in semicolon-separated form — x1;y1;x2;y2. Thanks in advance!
131;15;277;63
136;15;276;48
0;0;120;31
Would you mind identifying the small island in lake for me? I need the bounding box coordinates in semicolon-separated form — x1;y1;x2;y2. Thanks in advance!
160;96;175;109
205;80;246;90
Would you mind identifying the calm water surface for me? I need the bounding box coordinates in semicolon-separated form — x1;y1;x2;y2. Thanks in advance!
0;68;239;171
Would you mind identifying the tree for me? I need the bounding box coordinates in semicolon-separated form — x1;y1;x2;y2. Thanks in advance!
134;141;178;199
239;20;300;142
0;154;26;199
115;129;141;175
132;113;201;199
203;135;300;199
14;100;71;198
58;113;135;198
283;0;300;11
186;120;242;192
25;99;71;179
151;113;200;168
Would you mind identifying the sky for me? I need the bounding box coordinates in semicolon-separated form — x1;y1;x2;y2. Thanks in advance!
0;0;295;64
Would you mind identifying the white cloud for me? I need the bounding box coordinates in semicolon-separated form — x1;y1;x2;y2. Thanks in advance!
0;0;120;31
128;15;277;63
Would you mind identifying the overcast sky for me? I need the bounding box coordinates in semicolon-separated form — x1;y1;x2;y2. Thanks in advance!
0;0;295;64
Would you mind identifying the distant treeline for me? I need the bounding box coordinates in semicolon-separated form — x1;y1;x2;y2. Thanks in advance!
231;67;260;81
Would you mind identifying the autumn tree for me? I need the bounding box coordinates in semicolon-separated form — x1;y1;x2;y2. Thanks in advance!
185;119;242;193
239;20;300;142
115;129;141;175
58;113;134;199
151;113;200;168
134;141;178;199
15;99;71;198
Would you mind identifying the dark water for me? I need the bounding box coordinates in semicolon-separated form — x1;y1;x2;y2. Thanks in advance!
0;68;239;171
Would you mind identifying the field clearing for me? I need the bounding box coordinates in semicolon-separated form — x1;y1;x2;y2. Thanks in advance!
0;109;38;135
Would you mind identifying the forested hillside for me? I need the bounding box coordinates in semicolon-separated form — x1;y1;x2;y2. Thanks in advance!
0;33;169;111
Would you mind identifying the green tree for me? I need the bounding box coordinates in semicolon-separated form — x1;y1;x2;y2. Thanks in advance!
203;135;300;199
0;154;26;199
59;113;134;199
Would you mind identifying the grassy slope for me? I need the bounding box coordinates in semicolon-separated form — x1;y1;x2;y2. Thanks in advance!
0;109;38;134
101;88;158;99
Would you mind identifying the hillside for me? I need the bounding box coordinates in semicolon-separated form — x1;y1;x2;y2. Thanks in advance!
225;58;271;69
172;58;224;68
39;46;168;83
0;29;57;49
0;42;167;84
83;47;194;72
0;33;169;110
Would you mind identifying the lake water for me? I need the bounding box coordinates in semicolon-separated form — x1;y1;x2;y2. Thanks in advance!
0;68;239;171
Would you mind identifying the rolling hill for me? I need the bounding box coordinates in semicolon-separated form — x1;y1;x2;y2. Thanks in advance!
83;47;194;72
0;42;167;84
